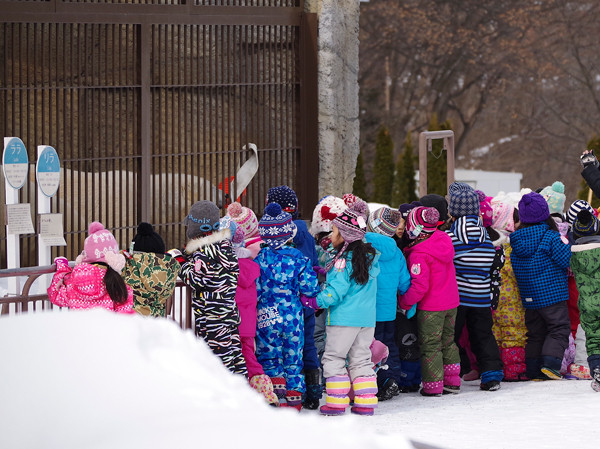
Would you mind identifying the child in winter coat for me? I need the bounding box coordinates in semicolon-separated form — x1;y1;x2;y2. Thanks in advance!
122;222;180;317
446;182;504;391
48;222;134;314
568;209;600;390
266;185;322;409
489;199;528;381
227;201;263;259
398;207;461;396
365;207;411;400
170;200;246;375
510;192;571;380
302;200;381;416
254;203;320;410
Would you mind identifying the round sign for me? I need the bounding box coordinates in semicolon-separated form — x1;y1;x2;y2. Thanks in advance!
2;137;29;189
36;146;61;198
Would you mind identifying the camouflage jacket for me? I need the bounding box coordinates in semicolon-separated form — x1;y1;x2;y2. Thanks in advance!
122;251;180;317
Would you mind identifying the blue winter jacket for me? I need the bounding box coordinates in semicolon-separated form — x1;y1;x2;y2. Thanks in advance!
293;219;318;266
510;222;571;310
316;246;380;327
365;232;411;321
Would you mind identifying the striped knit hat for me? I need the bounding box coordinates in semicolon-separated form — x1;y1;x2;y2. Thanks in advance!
405;207;439;239
367;207;402;237
258;202;297;250
227;201;259;238
566;200;595;225
573;210;600;238
326;200;369;271
448;182;480;217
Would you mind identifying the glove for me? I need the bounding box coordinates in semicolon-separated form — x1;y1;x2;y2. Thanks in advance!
53;257;70;272
167;248;187;264
581;150;599;169
300;295;319;309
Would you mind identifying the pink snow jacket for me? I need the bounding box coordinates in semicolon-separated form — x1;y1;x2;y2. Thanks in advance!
399;229;459;312
48;262;134;314
235;249;261;337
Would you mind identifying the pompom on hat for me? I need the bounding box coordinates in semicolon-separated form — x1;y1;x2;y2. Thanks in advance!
258;202;297;250
573;209;600;238
447;182;480;217
227;201;259;239
566;200;595;225
310;195;346;236
266;185;298;219
540;181;566;215
405;207;439;240
131;222;166;254
76;221;125;273
518;192;550;224
184;200;221;240
367;207;402;237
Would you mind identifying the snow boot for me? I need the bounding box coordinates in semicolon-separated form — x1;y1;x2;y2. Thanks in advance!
351;375;378;416
419;388;441;397
592;368;600;392
376;378;400;401
270;376;287;401
320;375;350;416
303;368;322;410
462;369;479;381
568;363;591;380
285;390;302;411
480;370;503;391
443;363;461;393
249;374;279;406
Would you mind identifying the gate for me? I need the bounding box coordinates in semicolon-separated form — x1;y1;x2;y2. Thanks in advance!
0;0;318;268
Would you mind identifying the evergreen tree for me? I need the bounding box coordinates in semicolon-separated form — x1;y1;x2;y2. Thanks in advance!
391;134;418;207
353;150;368;201
577;135;600;208
373;125;395;204
424;114;452;196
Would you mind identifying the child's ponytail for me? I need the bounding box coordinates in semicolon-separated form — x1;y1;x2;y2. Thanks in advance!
97;262;129;305
346;240;376;285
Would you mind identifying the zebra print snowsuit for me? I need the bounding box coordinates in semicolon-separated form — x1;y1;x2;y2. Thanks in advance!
180;228;247;375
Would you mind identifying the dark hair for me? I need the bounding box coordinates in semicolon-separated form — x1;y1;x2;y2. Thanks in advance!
519;217;559;233
345;240;376;285
513;208;520;225
96;262;129;305
486;226;500;242
315;231;331;244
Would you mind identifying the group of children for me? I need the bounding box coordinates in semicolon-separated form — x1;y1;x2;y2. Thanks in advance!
47;167;600;416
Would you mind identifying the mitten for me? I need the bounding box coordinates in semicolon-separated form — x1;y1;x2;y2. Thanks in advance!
53;257;70;272
300;295;319;309
581;150;599;169
167;248;187;264
399;303;417;319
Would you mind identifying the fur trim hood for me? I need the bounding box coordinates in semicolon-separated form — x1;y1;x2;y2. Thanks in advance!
185;228;232;254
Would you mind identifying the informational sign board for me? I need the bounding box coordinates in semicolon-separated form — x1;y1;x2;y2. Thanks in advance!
36;146;61;198
39;213;67;247
3;137;29;190
6;203;35;235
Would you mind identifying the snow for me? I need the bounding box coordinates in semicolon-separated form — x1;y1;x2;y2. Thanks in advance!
1;310;599;449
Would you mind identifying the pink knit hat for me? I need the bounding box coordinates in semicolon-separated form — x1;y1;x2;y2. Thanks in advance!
76;222;125;272
491;200;515;233
227;201;259;239
476;190;494;228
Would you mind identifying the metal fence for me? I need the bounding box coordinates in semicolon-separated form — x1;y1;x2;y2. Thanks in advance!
0;0;318;268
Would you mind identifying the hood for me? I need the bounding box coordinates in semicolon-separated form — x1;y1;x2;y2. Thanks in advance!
127;252;178;295
510;223;551;258
237;258;260;288
449;215;487;246
365;232;398;263
405;230;454;264
185;228;231;254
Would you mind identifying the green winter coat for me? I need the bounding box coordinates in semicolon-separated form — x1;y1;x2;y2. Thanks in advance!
122;251;180;317
571;240;600;355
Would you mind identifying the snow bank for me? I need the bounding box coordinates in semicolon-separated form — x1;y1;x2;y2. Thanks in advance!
0;310;413;449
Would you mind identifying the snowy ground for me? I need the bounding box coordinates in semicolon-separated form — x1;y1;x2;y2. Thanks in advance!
1;311;598;449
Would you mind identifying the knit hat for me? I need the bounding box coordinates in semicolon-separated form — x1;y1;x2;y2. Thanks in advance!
326;200;369;271
227;201;259;238
398;201;423;219
475;190;494;228
405;207;440;239
540;181;566;215
131;222;165;254
76;221;125;273
447;182;480;217
184;200;221;240
566;200;595;225
258;202;297;250
219;216;237;238
573;210;600;238
419;194;448;222
266;185;298;219
367;207;402;237
491;201;516;233
518;192;550;224
310;195;347;236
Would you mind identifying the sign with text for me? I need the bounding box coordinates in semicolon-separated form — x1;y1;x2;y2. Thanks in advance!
39;213;67;246
6;203;34;235
36;146;61;198
3;137;29;190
